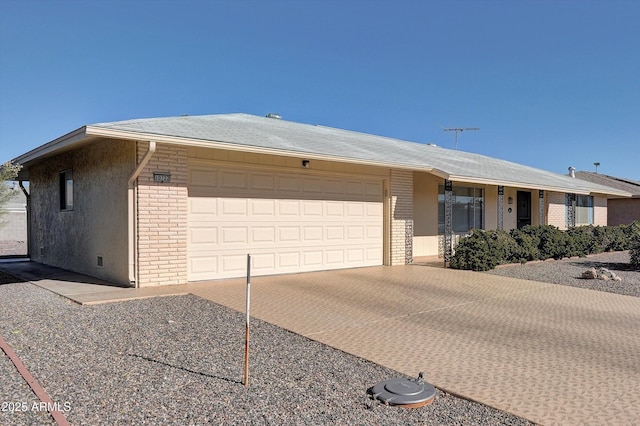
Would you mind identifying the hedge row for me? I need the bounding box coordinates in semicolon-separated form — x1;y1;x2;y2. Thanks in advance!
450;222;640;271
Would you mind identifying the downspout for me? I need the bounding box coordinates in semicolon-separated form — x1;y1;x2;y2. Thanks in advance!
128;141;156;287
18;181;30;259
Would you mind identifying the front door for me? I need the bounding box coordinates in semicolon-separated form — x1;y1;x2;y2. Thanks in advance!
517;191;531;229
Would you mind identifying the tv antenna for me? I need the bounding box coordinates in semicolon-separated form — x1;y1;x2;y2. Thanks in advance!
443;127;479;150
594;162;600;173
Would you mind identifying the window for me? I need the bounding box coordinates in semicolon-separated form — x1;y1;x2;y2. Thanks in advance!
59;170;73;210
438;185;484;234
575;195;593;225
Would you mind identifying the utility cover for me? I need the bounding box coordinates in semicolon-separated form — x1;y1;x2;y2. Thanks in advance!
369;372;436;408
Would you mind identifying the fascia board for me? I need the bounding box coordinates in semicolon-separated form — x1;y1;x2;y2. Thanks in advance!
13;127;88;165
446;175;594;195
85;126;435;174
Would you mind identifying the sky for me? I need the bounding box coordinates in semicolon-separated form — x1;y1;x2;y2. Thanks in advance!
1;0;639;180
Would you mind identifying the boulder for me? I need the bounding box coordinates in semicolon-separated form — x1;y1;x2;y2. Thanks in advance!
581;268;598;279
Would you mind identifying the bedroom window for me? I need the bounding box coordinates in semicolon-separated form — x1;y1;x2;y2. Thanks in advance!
59;170;73;210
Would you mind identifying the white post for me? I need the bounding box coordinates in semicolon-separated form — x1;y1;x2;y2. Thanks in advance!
244;254;251;386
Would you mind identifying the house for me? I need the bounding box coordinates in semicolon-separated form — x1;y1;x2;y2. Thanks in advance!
575;171;640;225
0;184;28;256
11;113;631;287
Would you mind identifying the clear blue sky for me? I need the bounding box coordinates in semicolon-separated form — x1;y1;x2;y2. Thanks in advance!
1;0;638;180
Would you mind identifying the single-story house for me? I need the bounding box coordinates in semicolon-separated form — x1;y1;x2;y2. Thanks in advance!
11;113;632;287
574;171;640;226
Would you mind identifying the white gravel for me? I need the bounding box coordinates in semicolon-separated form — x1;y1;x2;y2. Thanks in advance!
1;277;531;425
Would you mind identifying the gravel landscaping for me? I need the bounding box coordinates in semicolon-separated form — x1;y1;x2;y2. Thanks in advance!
0;271;531;425
485;250;640;298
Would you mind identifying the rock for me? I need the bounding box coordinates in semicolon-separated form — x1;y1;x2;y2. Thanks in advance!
597;267;622;282
582;268;598;279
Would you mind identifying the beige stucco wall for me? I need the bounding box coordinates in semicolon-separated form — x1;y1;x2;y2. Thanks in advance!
390;169;413;265
29;139;133;284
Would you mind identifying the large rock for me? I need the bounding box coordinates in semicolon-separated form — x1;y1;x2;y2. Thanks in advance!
598;267;622;282
582;268;598;279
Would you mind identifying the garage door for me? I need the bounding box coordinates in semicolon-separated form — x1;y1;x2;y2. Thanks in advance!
187;163;384;281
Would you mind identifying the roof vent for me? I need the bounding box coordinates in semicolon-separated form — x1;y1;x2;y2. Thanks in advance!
266;113;281;119
568;166;576;178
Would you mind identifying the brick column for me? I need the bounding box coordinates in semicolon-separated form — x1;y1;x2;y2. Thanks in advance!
136;143;188;287
390;169;413;265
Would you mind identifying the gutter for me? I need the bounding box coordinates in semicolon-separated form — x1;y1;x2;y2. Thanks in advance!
127;141;156;287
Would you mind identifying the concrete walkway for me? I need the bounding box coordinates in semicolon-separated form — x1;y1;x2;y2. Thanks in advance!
2;260;640;425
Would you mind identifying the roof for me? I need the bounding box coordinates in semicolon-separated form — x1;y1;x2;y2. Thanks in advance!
13;113;632;197
575;171;640;198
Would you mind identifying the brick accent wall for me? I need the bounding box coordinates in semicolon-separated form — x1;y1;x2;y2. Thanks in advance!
593;195;608;226
136;143;188;287
547;191;567;230
390;169;413;265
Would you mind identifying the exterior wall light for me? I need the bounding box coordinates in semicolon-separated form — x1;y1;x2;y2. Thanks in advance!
508;196;514;204
302;160;310;168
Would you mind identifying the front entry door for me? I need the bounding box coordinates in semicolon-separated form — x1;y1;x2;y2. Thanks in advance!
517;191;531;229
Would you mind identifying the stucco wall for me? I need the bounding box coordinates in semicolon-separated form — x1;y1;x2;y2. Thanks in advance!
29;139;133;284
607;198;639;226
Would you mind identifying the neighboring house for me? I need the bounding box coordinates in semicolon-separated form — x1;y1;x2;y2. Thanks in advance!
575;171;640;225
11;113;631;287
0;184;28;256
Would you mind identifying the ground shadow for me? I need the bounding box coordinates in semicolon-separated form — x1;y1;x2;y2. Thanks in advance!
0;271;26;285
127;353;243;385
569;260;634;272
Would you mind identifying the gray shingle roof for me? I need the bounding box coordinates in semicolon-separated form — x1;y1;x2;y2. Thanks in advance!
575;171;640;197
88;113;629;196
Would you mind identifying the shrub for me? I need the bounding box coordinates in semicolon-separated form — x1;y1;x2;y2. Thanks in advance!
509;228;539;261
450;223;636;271
566;226;596;257
630;235;640;269
450;230;501;271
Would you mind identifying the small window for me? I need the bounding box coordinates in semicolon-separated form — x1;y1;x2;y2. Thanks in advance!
60;170;73;210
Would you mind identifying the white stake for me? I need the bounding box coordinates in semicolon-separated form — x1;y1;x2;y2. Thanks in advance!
244;254;251;387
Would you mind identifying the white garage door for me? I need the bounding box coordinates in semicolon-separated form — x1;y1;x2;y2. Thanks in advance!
187;163;384;281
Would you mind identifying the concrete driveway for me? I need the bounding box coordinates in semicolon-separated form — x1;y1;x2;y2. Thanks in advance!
181;264;640;425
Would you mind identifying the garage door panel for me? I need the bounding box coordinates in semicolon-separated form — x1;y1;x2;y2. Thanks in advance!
221;170;247;189
221;199;247;215
278;200;300;215
278;227;300;242
251;227;276;244
250;173;275;191
250;199;276;215
278;252;301;268
221;227;248;244
188;164;383;280
188;228;218;246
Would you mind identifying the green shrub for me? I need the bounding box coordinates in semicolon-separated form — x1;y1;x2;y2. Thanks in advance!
509;228;540;261
450;230;500;271
630;234;640;269
450;223;636;271
566;226;596;257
